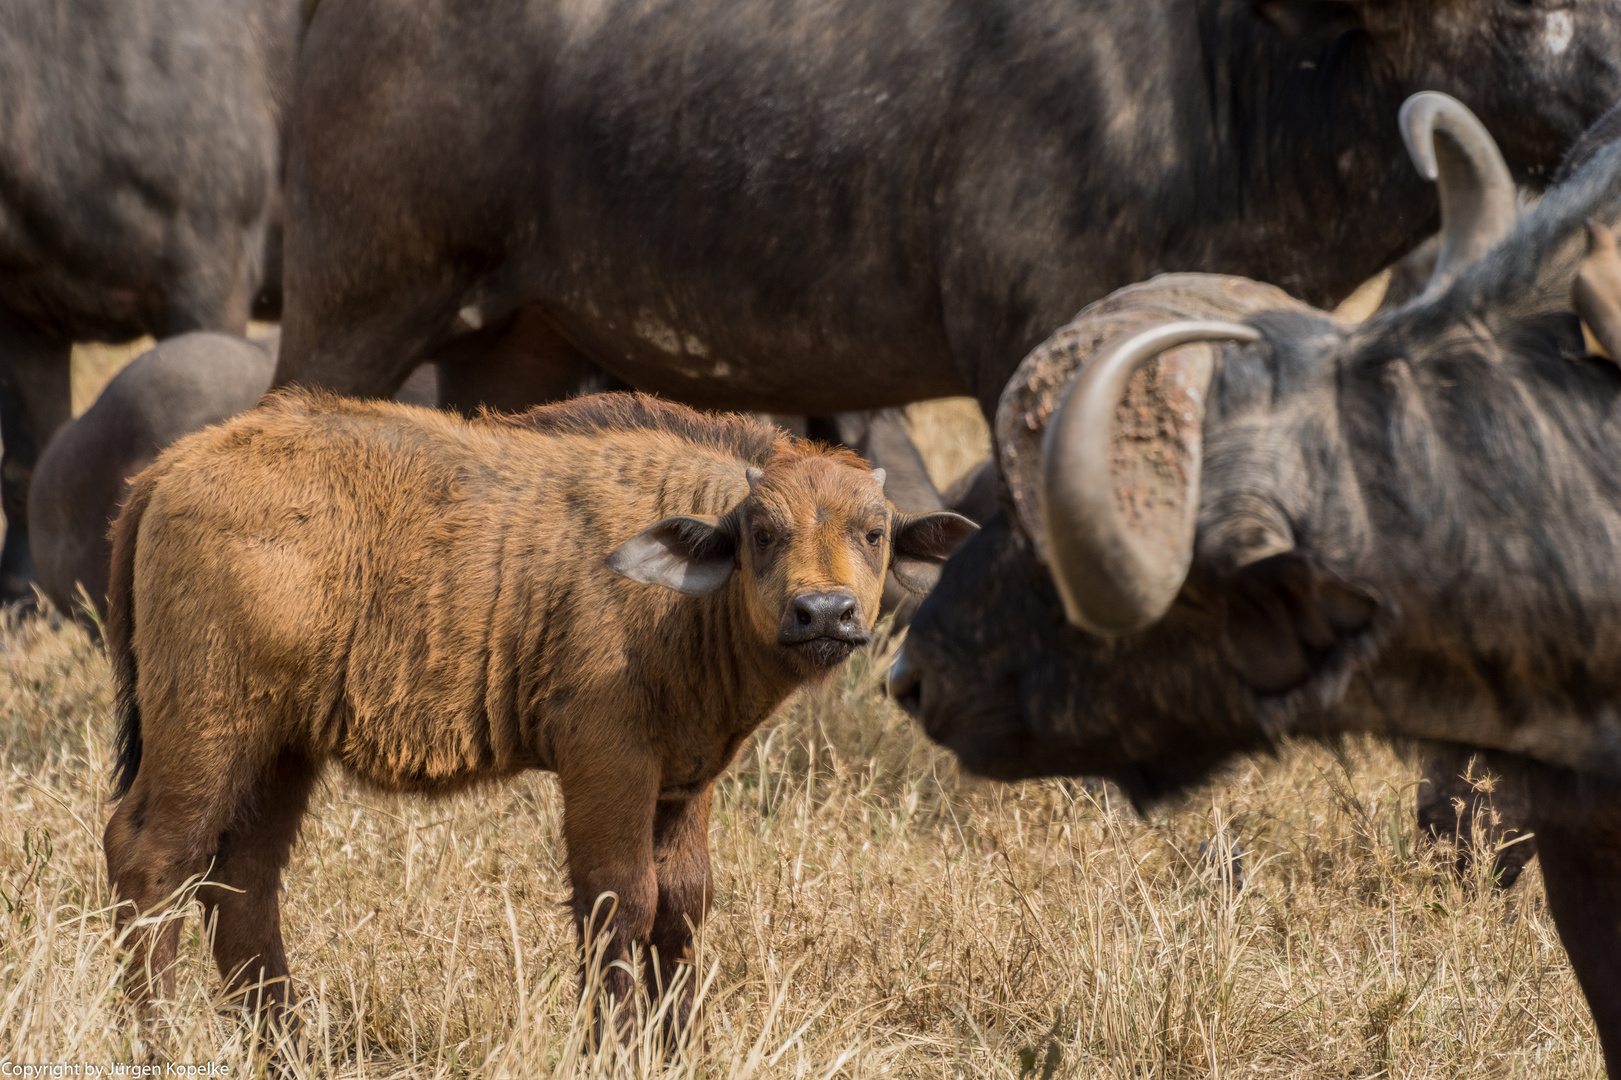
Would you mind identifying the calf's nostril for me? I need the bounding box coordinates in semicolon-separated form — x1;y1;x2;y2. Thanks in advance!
781;591;865;643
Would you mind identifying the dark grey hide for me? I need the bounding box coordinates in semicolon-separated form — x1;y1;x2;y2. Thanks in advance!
0;0;302;603
895;142;1621;1071
275;0;1621;418
27;334;277;621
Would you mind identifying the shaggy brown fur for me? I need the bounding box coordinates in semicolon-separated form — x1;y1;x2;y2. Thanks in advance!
101;389;972;1029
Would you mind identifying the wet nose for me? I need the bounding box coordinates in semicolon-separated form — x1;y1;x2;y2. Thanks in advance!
888;648;921;716
779;590;865;644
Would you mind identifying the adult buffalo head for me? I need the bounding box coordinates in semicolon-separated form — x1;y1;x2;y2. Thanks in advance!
892;94;1621;802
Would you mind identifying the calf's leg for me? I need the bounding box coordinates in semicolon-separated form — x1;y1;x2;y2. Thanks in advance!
1532;803;1621;1071
560;755;659;1028
198;751;318;1021
650;785;715;1033
0;316;72;605
104;767;238;1006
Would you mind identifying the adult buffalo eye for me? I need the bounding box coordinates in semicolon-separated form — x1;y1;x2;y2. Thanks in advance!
866;529;884;546
754;529;773;548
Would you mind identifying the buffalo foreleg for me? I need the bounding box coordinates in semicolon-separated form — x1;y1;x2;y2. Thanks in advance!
1533;801;1621;1071
0;314;71;605
650;784;715;1038
560;754;659;1035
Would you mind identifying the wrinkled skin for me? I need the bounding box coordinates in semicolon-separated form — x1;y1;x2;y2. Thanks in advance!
277;0;1621;420
900;143;1621;1070
0;0;300;604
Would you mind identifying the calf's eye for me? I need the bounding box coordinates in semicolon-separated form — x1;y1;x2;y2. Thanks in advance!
866;529;884;546
754;529;773;548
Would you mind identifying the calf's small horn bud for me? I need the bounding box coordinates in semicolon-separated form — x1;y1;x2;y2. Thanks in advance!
870;468;886;489
745;467;764;489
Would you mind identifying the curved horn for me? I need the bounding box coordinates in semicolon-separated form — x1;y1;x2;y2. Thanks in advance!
1040;320;1260;636
1399;91;1517;300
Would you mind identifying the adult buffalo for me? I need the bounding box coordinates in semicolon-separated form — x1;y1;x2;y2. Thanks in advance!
276;0;1621;421
891;110;1621;1071
0;0;299;604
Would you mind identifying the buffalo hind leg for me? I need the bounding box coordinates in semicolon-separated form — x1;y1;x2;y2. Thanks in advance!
198;751;318;1024
1532;803;1621;1071
649;785;715;1040
0;314;72;606
436;306;617;417
104;771;236;1008
560;752;659;1040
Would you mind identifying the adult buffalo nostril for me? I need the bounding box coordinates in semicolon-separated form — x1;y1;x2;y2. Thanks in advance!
888;649;922;716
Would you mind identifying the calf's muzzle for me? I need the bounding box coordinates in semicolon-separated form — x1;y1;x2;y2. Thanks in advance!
779;589;868;666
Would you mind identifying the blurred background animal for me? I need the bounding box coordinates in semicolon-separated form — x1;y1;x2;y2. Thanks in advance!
0;0;300;604
275;0;1621;424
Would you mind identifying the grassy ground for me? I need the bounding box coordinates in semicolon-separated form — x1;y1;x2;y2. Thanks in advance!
0;339;1597;1076
0;605;1602;1078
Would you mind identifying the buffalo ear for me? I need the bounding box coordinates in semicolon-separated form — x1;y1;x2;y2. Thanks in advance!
607;515;738;595
1221;552;1381;695
889;511;979;594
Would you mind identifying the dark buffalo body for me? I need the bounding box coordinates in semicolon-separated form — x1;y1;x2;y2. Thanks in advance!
0;0;300;602
898;142;1621;1069
278;0;1621;417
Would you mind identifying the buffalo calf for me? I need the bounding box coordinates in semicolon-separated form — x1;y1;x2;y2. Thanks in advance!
102;390;973;1027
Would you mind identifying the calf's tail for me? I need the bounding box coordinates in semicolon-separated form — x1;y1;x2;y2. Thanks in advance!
107;468;159;800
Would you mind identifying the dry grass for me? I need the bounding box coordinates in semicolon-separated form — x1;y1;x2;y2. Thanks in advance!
0;395;1600;1077
70;339;154;416
0;609;1603;1076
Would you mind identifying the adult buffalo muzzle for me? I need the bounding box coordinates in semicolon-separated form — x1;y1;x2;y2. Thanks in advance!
780;589;868;666
1040;320;1260;635
887;647;920;715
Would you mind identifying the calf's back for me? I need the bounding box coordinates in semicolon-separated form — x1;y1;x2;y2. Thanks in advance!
121;390;780;792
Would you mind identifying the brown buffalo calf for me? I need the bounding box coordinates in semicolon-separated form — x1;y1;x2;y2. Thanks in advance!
101;390;973;1026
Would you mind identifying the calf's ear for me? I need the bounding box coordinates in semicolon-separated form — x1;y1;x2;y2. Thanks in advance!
889;512;979;594
1221;551;1381;695
607;515;738;595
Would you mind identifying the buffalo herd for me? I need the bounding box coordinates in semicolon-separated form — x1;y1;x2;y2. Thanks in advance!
6;0;1621;1070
